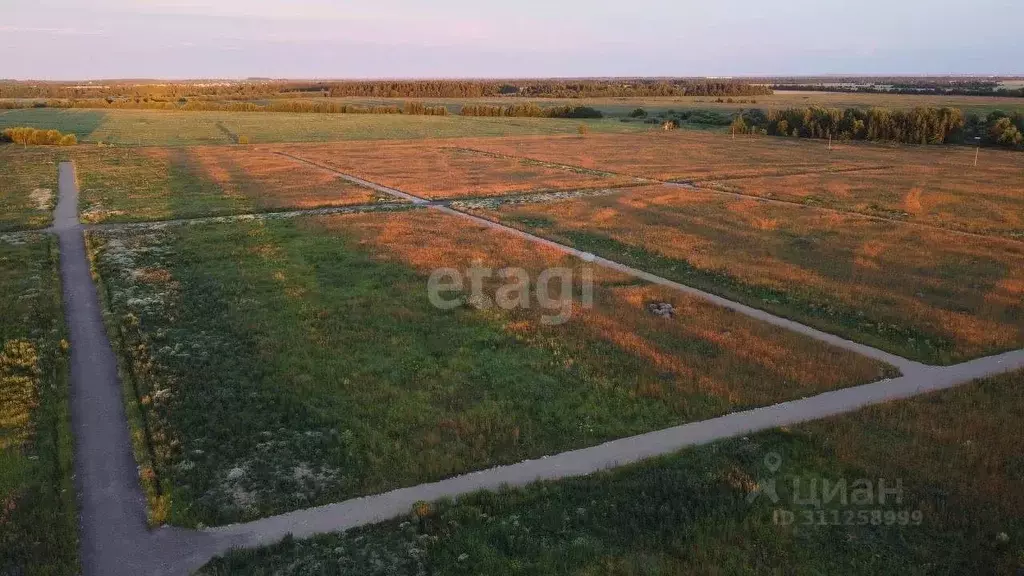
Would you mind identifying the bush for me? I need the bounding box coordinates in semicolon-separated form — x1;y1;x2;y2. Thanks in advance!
686;110;732;126
554;106;603;119
628;108;647;118
990;118;1022;146
730;116;749;135
237;135;250;145
1;127;78;146
577;124;589;136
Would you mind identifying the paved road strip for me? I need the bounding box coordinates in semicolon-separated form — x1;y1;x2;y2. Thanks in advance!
207;348;1024;549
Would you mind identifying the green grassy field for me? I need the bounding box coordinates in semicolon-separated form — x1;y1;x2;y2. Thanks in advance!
0;108;647;147
0;146;61;231
199;368;1024;575
0;235;77;576
67;146;395;224
87;210;890;527
299;91;1024;117
471;186;1024;364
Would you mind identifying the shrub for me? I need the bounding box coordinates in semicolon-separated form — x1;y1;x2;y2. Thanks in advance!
730;116;749;135
551;105;603;119
686;110;732;126
237;135;250;145
628;108;647;118
990;117;1023;146
1;127;78;146
577;124;589;136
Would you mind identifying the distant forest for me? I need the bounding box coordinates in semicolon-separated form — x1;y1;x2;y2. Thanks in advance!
766;76;1024;98
0;79;773;100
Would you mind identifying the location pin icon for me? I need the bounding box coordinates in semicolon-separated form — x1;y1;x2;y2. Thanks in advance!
764;452;782;474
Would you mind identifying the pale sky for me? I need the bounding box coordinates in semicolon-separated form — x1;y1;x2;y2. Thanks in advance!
2;0;1021;79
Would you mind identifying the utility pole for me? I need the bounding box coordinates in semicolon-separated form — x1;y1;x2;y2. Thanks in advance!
973;136;981;167
827;133;832;152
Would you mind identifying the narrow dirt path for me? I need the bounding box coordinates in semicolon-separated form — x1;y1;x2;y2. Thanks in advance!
84;201;414;232
56;162;238;576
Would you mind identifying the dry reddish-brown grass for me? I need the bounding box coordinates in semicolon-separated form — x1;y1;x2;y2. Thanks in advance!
701;146;1024;237
301;209;892;410
474;185;1024;362
451;132;1022;238
273;141;636;199
456;131;877;181
185;146;381;209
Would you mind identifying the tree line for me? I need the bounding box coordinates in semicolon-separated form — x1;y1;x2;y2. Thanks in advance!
772;83;1024;98
729;106;1023;147
0;98;449;115
1;127;77;146
459;104;603;118
0;79;772;100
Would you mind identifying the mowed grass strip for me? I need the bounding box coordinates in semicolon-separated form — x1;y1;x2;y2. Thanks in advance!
459;131;881;181
70;146;391;224
0;146;61;231
87;210;889;526
470;186;1024;364
275;142;637;199
198;368;1024;576
701;145;1024;238
0;235;77;575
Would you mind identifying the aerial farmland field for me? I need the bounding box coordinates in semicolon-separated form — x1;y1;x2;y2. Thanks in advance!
460;131;883;181
0;234;76;575
68;146;395;224
2;71;1023;576
276;141;640;199
0;147;61;231
200;368;1024;575
310;91;1024;117
468;185;1024;363
701;145;1024;238
86;209;890;526
0;108;646;147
